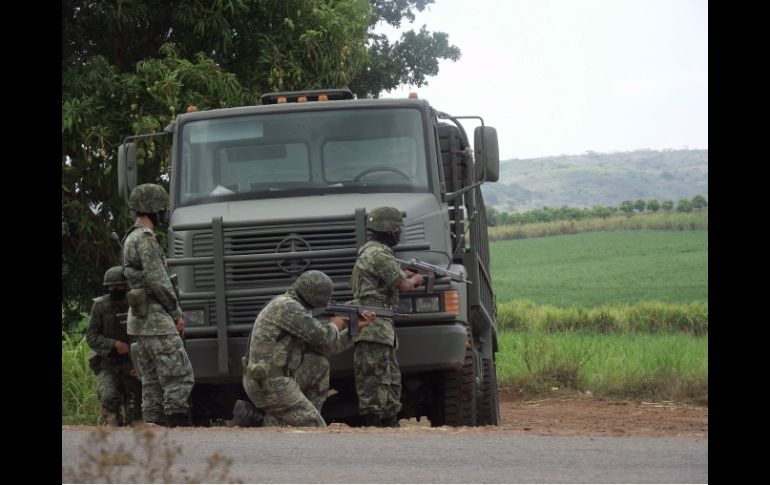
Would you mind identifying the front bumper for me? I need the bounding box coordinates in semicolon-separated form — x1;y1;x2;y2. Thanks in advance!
182;322;469;383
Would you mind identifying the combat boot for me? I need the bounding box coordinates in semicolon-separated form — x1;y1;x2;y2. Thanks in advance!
362;414;381;427
101;405;121;427
165;412;191;428
124;394;142;426
231;399;265;427
380;415;400;428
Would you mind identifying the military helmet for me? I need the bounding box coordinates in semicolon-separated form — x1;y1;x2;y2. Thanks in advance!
128;183;169;214
292;270;334;307
103;266;126;286
366;206;403;232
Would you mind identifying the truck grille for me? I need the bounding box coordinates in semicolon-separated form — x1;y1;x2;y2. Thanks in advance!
191;219;358;289
207;290;356;327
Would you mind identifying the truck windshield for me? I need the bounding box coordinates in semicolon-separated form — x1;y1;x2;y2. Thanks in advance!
176;108;430;206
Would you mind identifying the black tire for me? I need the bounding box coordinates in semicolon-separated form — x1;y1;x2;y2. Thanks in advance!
430;328;478;427
477;356;500;425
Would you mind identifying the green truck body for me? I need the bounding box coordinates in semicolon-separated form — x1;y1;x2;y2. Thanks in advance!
119;89;501;426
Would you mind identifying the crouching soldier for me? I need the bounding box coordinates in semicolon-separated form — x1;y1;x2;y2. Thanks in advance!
86;266;142;426
234;270;373;427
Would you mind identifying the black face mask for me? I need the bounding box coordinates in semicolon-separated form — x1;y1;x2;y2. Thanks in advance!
383;232;400;247
109;289;126;300
371;229;401;248
148;210;167;228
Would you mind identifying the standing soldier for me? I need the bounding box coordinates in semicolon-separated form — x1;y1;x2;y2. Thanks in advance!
238;270;373;427
122;183;194;427
85;266;141;426
351;207;424;427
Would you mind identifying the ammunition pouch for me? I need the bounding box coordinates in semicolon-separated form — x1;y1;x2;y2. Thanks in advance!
126;288;148;318
245;360;294;392
246;361;272;392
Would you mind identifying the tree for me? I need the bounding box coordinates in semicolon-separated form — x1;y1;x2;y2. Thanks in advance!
619;200;635;215
634;199;646;213
590;205;611;219
691;194;708;209
676;198;693;213
485;206;499;227
646;199;660;212
62;0;461;329
348;0;461;97
62;46;252;329
661;200;674;212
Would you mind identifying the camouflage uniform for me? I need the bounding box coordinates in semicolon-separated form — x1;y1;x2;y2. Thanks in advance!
241;271;347;427
85;276;141;426
351;207;408;424
122;184;194;426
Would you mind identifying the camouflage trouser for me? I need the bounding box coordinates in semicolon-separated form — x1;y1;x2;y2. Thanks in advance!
354;341;402;418
243;352;329;427
96;365;142;424
133;334;195;422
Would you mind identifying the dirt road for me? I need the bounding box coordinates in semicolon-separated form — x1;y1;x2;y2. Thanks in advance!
442;389;709;437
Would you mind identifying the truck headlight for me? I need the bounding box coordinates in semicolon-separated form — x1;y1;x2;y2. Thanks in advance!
184;309;206;327
396;298;413;313
414;296;440;313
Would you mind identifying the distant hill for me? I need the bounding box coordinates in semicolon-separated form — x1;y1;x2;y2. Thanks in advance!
481;149;708;212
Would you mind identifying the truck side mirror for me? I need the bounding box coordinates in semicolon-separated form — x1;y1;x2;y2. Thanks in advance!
118;142;138;201
474;126;499;183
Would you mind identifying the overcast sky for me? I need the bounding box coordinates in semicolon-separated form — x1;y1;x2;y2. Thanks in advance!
376;0;708;160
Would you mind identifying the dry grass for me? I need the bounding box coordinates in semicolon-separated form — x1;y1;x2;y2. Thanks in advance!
61;426;241;483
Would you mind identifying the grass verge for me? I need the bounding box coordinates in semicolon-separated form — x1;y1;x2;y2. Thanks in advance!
496;330;708;405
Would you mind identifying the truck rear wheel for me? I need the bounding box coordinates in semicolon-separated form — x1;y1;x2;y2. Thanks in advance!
477;356;500;425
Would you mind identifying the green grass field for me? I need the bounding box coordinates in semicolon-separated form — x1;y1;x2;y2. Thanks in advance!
496;331;708;404
490;230;708;306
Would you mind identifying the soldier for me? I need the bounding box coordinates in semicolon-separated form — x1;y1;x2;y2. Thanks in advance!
238;270;373;427
351;207;425;427
85;266;142;426
122;183;194;427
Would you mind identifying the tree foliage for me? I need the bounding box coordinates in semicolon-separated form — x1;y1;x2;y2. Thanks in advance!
691;194;708;209
619;200;635;215
348;0;461;97
676;198;693;213
62;0;461;329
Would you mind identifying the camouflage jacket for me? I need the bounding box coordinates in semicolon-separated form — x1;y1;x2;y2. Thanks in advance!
85;295;132;371
122;222;181;335
246;290;344;374
350;240;407;346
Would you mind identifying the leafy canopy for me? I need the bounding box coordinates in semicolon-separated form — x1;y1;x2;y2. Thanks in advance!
62;0;460;328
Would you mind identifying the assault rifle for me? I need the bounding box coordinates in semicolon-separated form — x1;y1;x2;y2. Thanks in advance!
396;258;470;292
315;301;401;338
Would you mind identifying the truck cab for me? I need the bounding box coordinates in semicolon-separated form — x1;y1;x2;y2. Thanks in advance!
118;89;500;426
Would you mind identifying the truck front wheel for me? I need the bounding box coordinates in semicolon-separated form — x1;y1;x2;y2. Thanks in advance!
429;327;478;427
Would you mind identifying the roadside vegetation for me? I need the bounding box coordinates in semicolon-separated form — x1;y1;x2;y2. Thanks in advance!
62;426;241;483
488;210;707;241
497;299;707;335
496;331;708;405
62;330;100;425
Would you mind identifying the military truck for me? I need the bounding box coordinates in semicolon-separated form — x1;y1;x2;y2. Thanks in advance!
117;88;500;426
